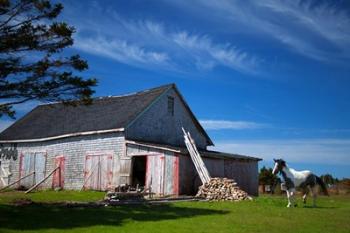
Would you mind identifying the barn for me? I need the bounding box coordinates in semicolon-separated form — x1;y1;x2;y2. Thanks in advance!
0;84;261;196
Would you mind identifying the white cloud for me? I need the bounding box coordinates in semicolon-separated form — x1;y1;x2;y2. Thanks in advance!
75;36;171;68
200;120;267;130
172;32;258;74
211;139;350;165
62;1;261;74
170;0;350;63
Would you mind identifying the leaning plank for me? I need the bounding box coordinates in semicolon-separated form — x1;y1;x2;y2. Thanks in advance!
182;128;211;184
25;167;59;194
0;171;35;192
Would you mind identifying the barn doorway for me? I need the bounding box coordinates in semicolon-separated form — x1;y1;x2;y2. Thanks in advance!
131;156;147;187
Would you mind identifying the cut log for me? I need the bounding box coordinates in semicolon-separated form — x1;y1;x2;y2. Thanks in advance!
196;177;252;201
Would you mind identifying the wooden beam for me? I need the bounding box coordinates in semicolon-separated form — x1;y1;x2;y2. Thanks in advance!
182;128;211;184
0;172;35;192
25;167;59;194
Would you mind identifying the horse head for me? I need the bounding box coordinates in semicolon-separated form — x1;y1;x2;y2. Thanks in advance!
272;158;286;175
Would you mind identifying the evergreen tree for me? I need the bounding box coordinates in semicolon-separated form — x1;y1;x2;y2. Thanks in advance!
0;0;97;118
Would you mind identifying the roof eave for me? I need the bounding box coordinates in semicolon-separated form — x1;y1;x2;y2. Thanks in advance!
0;128;125;143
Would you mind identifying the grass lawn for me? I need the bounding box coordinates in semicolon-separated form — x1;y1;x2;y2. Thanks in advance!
0;191;349;233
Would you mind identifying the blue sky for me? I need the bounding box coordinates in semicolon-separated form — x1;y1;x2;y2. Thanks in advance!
1;0;350;178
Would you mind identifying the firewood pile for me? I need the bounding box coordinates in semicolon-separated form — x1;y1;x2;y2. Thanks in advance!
196;177;252;201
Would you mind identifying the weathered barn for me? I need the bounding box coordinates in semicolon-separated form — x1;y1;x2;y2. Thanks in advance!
0;84;261;195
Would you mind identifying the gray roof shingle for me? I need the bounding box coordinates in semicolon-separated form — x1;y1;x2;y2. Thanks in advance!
0;84;173;141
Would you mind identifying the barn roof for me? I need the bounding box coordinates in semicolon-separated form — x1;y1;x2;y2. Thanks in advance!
0;84;212;144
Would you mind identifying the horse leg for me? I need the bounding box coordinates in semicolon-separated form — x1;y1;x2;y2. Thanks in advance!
286;189;295;207
302;193;307;204
290;189;297;207
286;190;291;207
302;188;309;204
311;186;317;207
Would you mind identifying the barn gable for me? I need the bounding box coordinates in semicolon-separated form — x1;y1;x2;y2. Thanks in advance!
125;85;213;149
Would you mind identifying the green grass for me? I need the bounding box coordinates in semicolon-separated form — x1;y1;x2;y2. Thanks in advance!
0;191;349;233
0;190;105;204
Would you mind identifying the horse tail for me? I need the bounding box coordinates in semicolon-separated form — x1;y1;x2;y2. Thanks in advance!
316;176;329;196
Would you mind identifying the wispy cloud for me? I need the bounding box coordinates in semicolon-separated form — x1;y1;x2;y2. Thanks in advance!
200;120;267;130
75;36;171;69
173;32;259;73
170;0;350;63
212;139;350;165
62;1;260;74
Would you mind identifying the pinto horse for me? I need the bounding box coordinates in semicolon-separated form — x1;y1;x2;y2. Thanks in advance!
272;159;328;207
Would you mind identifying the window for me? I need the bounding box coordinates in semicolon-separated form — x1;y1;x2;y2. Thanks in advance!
167;96;174;116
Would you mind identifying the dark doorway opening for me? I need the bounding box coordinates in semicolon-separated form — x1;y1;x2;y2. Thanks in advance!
131;156;147;187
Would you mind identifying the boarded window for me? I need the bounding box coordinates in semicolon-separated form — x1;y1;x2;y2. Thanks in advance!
167;96;174;116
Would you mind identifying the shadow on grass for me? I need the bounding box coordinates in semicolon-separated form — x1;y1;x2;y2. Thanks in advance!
0;203;228;230
302;206;337;209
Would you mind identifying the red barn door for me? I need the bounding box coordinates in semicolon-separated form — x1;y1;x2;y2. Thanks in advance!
52;156;65;189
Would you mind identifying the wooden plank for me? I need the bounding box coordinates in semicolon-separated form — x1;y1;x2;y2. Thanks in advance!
25;167;59;194
0;172;35;192
182;128;211;184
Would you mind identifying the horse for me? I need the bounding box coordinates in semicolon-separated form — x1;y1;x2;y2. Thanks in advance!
272;159;328;207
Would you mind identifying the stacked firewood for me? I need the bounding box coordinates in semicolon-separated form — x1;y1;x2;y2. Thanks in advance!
196;177;252;201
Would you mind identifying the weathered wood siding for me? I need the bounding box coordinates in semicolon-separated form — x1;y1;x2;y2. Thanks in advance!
224;159;259;195
179;154;259;196
126;88;209;149
178;154;198;195
2;132;125;190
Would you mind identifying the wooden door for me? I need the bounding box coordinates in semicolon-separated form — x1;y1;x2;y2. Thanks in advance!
20;153;46;188
52;156;65;189
84;154;113;191
145;155;165;195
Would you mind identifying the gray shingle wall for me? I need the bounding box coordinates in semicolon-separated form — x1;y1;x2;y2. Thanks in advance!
178;154;259;196
5;132;125;190
126;88;208;149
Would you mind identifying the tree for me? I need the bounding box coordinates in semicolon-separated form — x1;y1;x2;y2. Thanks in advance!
0;0;97;119
320;173;337;185
259;166;280;194
259;166;278;186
